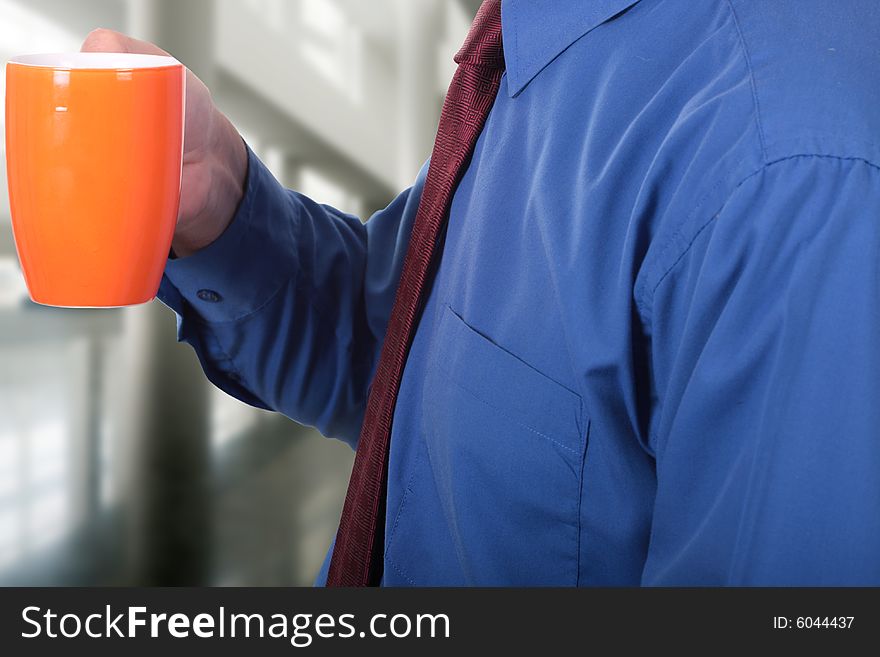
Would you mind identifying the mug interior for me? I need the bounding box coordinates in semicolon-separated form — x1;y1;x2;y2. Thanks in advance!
8;52;179;70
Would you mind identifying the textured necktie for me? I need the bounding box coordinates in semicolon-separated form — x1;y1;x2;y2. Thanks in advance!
327;0;505;587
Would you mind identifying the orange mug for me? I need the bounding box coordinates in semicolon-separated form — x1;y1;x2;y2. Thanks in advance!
5;53;185;307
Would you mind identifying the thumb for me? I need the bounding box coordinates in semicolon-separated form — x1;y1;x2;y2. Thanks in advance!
80;28;170;57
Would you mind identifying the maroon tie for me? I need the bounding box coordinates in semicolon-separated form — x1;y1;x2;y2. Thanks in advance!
326;0;505;587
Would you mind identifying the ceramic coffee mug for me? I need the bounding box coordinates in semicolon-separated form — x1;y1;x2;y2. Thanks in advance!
5;52;185;307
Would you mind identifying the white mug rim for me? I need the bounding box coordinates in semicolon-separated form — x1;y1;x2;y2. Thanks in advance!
8;52;180;70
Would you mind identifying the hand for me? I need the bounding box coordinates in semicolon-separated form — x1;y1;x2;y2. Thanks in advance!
81;29;248;257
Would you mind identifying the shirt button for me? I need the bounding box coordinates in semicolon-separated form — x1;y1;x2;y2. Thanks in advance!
197;289;222;303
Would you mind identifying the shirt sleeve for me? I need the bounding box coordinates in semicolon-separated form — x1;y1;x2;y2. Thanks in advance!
642;154;880;585
158;145;428;447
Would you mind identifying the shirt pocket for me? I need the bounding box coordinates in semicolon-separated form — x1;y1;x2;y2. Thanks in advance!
418;304;587;585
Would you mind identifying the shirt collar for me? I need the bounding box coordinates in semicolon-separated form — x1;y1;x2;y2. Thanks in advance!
500;0;642;97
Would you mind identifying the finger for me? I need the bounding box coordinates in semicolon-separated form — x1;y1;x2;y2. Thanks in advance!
80;28;170;57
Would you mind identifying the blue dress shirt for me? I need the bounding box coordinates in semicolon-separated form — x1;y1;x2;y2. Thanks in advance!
159;0;880;585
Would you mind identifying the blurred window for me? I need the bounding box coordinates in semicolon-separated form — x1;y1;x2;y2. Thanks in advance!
0;1;103;578
300;0;364;102
212;386;261;450
262;145;289;185
0;343;75;571
243;0;288;30
300;165;363;219
0;259;27;308
239;0;365;102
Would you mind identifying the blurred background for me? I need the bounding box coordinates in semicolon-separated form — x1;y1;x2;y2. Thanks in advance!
0;0;479;586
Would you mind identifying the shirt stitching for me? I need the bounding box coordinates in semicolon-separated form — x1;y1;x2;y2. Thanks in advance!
512;2;521;93
633;4;767;323
635;157;752;326
644;153;880;453
440;366;581;458
385;555;417;586
649;154;880;301
201;322;250;392
188;204;313;326
724;0;768;161
530;223;589;436
383;442;425;557
575;418;591;587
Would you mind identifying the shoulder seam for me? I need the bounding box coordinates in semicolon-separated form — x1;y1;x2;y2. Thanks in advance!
640;153;880;327
724;0;768;162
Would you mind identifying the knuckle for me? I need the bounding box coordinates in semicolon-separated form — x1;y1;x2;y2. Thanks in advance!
82;28;124;51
